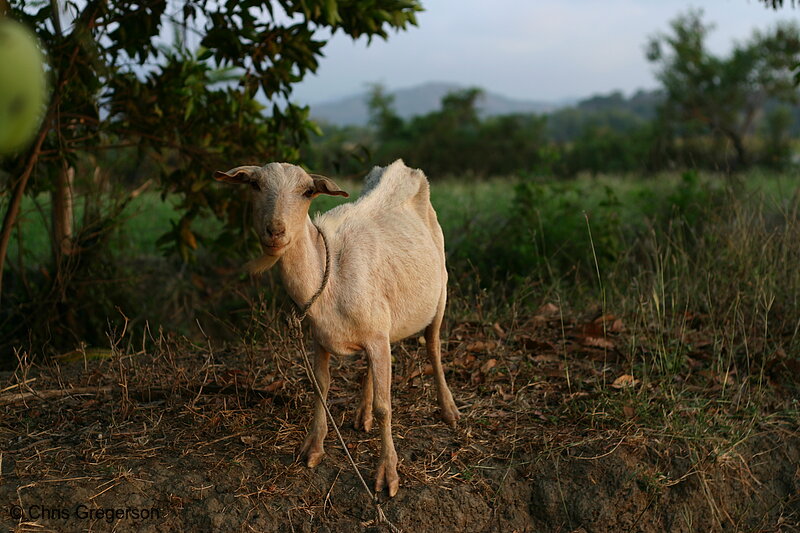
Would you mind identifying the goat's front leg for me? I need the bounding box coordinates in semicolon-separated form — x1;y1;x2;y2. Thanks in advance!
366;338;399;497
299;343;330;468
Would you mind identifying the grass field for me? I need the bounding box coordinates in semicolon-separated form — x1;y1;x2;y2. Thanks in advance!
10;169;795;261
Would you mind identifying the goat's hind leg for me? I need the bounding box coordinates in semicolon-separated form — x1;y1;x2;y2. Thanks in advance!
299;343;330;468
354;364;374;432
425;287;460;427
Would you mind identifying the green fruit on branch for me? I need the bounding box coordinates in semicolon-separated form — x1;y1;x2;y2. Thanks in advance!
0;17;47;155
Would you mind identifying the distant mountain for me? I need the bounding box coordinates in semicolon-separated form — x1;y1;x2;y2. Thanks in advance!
309;82;568;126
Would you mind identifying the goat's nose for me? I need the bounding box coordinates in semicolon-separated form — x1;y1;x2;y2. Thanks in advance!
266;223;286;238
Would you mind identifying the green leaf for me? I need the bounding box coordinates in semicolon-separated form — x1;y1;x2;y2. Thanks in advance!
307;120;323;136
325;0;341;25
184;98;194;121
196;46;213;61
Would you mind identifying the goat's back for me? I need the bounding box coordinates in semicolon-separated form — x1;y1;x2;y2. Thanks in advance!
314;160;445;342
316;159;439;245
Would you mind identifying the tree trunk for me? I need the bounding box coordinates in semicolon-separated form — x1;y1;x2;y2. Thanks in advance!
730;132;747;169
52;165;74;259
721;127;747;169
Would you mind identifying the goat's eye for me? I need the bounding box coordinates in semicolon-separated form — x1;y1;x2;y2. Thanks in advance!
303;187;315;198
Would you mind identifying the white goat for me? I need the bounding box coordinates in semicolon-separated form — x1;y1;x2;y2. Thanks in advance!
215;159;460;497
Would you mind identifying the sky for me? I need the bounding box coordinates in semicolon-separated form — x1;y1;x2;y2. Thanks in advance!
292;0;799;106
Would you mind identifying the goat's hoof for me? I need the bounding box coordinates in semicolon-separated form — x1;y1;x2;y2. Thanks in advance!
305;450;325;468
299;438;325;468
354;407;373;432
441;405;461;428
375;460;400;498
301;448;325;468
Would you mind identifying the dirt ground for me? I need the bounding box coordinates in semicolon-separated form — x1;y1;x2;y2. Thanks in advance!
1;307;798;532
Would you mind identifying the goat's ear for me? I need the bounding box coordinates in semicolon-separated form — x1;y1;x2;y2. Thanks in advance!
214;166;262;191
310;174;349;198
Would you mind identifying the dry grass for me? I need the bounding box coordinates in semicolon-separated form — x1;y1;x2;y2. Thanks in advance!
0;291;797;531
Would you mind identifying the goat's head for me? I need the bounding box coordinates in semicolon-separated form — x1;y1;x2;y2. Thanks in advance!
215;163;348;270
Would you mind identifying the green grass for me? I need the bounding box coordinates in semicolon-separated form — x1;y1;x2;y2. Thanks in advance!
6;169;796;272
7;194;51;263
6;192;224;264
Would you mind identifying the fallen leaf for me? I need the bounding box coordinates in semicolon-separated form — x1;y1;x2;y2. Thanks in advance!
593;314;616;324
190;273;205;291
495;384;515;402
583;336;615;350
81;399;99;410
578;321;605;338
531;353;561;363
492;322;506;338
586;349;621;362
240;435;259;446
519;336;554;352
698;370;735;386
465;340;498;353
537;302;560;316
212;266;237;276
698;369;715;381
686;334;713;349
686;357;703;369
541;367;566;378
566;391;590;401
623;405;636;419
683;311;706;328
407;364;434;381
264;379;286;393
611;374;639;389
471;358;499;385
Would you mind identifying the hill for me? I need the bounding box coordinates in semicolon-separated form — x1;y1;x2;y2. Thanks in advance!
309;81;567;126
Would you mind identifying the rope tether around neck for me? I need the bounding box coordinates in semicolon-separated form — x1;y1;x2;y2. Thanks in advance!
296;223;330;322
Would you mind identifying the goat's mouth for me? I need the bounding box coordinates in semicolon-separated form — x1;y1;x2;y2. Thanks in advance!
263;240;289;255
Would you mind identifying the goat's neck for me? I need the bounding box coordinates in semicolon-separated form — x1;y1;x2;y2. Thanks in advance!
278;216;328;315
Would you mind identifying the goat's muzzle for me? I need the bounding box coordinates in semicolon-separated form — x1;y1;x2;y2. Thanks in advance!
261;238;289;256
